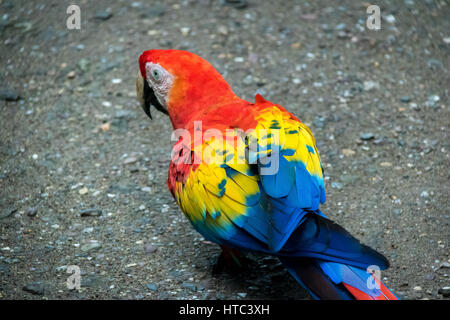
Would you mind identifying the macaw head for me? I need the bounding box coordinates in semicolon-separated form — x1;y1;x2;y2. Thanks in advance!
136;49;238;128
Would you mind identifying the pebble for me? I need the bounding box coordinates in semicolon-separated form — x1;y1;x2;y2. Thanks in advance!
385;14;396;24
23;282;44;295
82;227;94;233
221;0;248;9
99;122;110;132
145;244;158;254
427;59;443;69
413;286;422;291
26;207;38;217
123;156;138;165
400;96;411;103
180;27;190;36
0;208;17;219
80;208;103;217
67;71;76;79
420;191;429;198
0;88;20;101
78;187;89;195
363;81;379;91
331;182;343;190
360;132;375;141
341;149;355;157
146;283;158;291
438;287;450;297
139;5;166;18
237;292;247;298
335;23;347;30
95;11;112;20
182;282;197;292
81;242;102;252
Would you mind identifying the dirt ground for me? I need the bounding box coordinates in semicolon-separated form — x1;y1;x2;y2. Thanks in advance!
0;0;448;300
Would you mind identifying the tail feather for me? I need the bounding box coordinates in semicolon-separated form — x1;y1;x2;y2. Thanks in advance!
280;257;399;300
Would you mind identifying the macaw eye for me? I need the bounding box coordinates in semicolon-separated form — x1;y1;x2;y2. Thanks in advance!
151;69;162;81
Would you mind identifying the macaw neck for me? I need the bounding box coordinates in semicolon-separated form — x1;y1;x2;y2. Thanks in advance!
167;80;244;129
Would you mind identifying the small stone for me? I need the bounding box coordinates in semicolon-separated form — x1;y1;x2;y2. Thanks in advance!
180;27;190;36
78;187;89;195
141;186;151;192
78;58;89;72
360;132;375;140
82;227;94;233
413;286;422;291
67;71;76;79
99;122;110;132
145;244;158;254
331;182;343;190
400;96;411;103
363;81;379;91
438;287;450;297
32;154;38;160
146;283;158;291
111;78;122;84
123;156;138;165
427;58;443;69
81;242;102;252
26;207;38;217
182;282;197;292
23;282;44;295
237;292;247;298
380;162;392;167
0;88;20;101
341;149;356;157
80;208;103;217
218;25;228;35
335;23;347;30
221;0;248;9
0;208;17;219
82;275;105;288
425;273;434;281
393;209;401;216
139;5;166;18
385;14;396;24
95;11;112;20
420;191;429;198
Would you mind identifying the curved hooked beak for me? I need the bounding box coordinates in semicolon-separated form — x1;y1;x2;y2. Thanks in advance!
136;72;168;120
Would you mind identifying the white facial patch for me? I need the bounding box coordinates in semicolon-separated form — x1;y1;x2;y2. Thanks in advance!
145;62;174;110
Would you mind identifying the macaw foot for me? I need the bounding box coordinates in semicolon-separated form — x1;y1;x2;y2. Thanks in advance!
212;245;249;274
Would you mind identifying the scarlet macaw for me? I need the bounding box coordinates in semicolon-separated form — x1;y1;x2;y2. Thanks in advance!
136;49;398;300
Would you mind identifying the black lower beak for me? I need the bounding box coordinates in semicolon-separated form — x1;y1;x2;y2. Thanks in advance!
142;80;168;120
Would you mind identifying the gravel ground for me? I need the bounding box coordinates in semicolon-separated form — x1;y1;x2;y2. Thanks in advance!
0;0;449;300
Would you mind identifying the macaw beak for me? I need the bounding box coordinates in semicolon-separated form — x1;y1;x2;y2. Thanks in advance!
136;72;168;120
